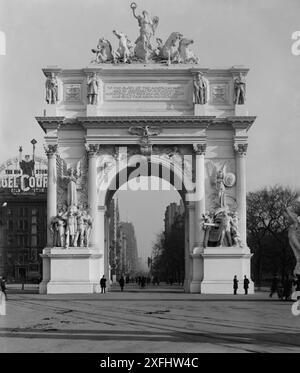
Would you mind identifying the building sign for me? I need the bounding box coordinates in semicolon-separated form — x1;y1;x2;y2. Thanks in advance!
0;149;47;195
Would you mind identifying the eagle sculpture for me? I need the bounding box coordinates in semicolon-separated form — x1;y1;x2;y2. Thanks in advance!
128;125;161;138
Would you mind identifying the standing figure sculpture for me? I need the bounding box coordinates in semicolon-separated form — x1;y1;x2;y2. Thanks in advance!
84;209;93;247
45;72;59;104
216;169;227;208
234;72;246;104
193;72;208;104
130;2;159;61
62;167;79;207
87;73;99;105
74;207;86;247
65;205;77;249
285;206;300;281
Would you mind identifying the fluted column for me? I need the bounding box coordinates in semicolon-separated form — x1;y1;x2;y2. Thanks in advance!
193;143;206;248
44;144;58;247
234;143;248;246
86;144;100;248
190;143;206;293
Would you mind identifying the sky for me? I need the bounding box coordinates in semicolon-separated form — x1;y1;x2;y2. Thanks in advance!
0;0;300;259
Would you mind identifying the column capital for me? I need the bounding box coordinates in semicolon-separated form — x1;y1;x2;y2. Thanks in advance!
193;143;207;155
234;143;248;156
85;143;100;157
44;144;58;157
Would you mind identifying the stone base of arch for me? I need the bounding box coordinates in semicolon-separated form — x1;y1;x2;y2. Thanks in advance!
39;247;103;294
200;246;254;294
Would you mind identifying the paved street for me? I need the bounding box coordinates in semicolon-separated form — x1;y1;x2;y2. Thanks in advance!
0;286;299;353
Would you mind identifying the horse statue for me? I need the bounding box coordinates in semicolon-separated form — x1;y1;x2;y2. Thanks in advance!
91;38;113;63
178;38;199;64
112;30;131;63
159;32;183;63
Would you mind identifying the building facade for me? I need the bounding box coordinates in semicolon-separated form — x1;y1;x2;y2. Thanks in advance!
0;147;47;282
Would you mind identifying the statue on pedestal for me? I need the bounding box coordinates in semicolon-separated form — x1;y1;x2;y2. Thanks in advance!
193;72;208;104
45;73;58;104
87;73;99;105
234;73;246;104
130;2;159;61
285;206;300;279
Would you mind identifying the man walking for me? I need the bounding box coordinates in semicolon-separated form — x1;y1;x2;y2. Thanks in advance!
119;276;125;292
100;275;107;294
243;275;250;295
233;275;238;295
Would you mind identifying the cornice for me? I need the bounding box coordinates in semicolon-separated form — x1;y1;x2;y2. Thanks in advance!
228;116;256;132
35;116;65;133
77;116;216;129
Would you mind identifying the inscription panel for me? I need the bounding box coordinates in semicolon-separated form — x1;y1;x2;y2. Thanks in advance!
210;83;230;105
64;83;82;102
104;83;187;101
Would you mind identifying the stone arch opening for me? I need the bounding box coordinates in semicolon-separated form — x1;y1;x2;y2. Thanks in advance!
97;155;193;292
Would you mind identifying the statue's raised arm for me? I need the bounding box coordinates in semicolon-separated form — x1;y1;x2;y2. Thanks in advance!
131;2;139;20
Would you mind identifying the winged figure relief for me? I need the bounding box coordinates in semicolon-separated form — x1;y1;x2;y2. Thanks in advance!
128;125;161;138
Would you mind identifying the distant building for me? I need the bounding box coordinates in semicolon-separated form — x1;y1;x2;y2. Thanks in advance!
0;143;47;282
164;200;185;234
108;198;138;279
119;222;138;276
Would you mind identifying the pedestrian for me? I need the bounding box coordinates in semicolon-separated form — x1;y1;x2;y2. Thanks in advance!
269;274;281;298
119;276;125;292
0;277;7;300
283;276;292;301
140;277;146;288
100;275;107;294
243;275;249;295
233;275;238;295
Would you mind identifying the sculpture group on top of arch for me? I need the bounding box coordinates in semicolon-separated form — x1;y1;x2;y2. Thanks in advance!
91;2;199;65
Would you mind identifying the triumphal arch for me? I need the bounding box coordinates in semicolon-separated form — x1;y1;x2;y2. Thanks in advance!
37;3;256;294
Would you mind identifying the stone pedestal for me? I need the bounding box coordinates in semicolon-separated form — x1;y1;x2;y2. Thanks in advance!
201;246;254;294
234;105;248;116
45;105;59;116
86;105;99;116
194;104;208;116
39;247;103;294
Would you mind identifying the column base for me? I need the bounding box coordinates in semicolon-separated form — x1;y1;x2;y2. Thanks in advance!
190;281;201;293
